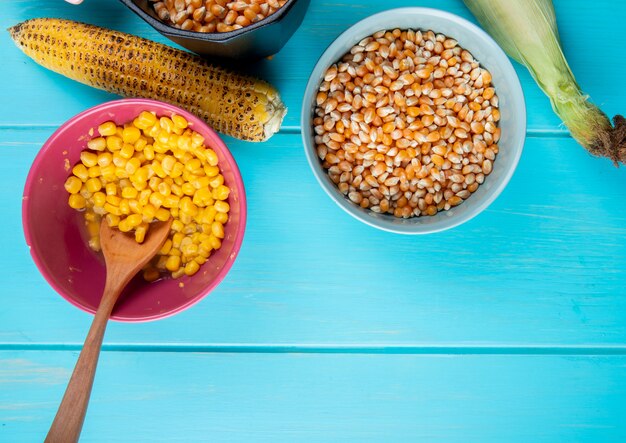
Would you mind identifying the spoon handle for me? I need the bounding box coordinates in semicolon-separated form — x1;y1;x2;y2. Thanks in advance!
44;284;120;443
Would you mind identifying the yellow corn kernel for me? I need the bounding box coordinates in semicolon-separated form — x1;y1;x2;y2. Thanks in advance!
184;223;197;235
64;176;82;194
169;247;181;257
158;181;171;196
98;121;117;136
85;220;99;238
104;203;121;216
214;200;229;214
87;137;106;151
179;183;194;196
165;255;181;272
106;135;123;151
120;143;135;159
148;176;161;191
198;242;212;258
88;236;101;251
106;195;121;206
191;132;204;148
80;188;93;199
185;159;202;172
170;162;184;178
208;175;224;188
159;239;172;255
155;255;169;270
141;203;156;220
215;212;229;224
92;191;106;208
194;256;207;266
119;199;130;215
80;151;98;168
139;189;152;206
72;164;89;182
204;165;220;177
161;155;176;174
118;218;132;233
135;223;147;243
177;135;191;151
122;126;141;144
172;114;188;129
134;136;147;151
171;219;185;232
97;152;113;167
211;221;225;238
172;232;184;248
208;235;222;250
143;145;155;161
160;117;175;133
68;194;86;209
205;149;219;166
143;267;160;282
84;210;97;222
163;194;180;209
128;199;142;214
125;158;141;175
170;184;183;197
212;185;230;201
122;186;138;199
112;152;127;168
155;207;170;221
124;213;142;227
85;177;102;193
87;166;101;178
149;192;164;208
134;111;157;130
105;213;120;227
181;243;198;257
184;260;200;276
151;161;167;178
192;177;210;190
179;197;198;216
180;213;192;225
100;164;116;181
201;207;217;224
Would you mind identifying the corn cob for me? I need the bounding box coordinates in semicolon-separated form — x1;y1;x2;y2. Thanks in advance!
8;18;286;142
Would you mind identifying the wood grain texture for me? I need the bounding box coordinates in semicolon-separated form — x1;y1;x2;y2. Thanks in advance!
2;351;626;442
1;0;625;131
1;130;624;346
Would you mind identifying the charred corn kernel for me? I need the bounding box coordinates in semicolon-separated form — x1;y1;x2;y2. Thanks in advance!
215;212;228;224
125;158;141;174
105;213;120;227
165;255;181;272
120;143;135;159
159;239;172;255
104;202;121;216
87;137;106;151
184;260;200;276
134;111;157;130
106;135;123;151
211;221;224;238
212;185;230;201
208;175;224;188
172;232;184;248
119;199;130;214
135;223;147;243
143;267;160;282
172;114;188;129
98;121;117;136
122;186;138;199
93;191;106;207
72;164;89;181
68;194;86;209
208;235;221;250
149;192;164;208
128;199;142;214
64;176;82;194
80;151;98;168
122;126;141;144
87;166;101;178
85;177;102;193
154;208;170;221
171;219;185;232
97;152;113;167
118;218;132;232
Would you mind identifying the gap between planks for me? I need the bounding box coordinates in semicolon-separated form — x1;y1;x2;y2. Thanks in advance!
2;343;626;355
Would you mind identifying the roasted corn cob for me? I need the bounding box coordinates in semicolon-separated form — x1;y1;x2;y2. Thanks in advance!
8;18;286;141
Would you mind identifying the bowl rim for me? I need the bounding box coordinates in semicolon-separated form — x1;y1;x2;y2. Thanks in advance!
22;98;247;322
120;0;299;42
300;7;526;235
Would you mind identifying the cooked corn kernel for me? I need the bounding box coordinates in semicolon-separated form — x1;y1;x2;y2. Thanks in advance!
66;113;230;281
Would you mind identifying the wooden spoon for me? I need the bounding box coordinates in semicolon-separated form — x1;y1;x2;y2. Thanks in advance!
45;218;172;443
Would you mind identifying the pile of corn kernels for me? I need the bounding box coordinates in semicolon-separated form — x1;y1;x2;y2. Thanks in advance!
149;0;287;33
65;112;230;280
313;29;500;218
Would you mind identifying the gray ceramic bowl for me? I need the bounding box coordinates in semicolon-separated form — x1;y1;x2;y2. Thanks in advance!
301;8;526;234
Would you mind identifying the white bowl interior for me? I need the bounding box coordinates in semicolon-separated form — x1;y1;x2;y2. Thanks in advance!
301;7;526;234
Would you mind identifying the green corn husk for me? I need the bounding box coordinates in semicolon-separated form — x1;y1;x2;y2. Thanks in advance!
464;0;626;164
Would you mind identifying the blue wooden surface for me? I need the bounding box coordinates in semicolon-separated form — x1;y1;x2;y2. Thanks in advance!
1;0;625;441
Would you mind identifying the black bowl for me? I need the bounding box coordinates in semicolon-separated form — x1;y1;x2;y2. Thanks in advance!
119;0;310;59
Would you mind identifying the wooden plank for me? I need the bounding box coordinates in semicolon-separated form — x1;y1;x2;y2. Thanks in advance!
2;350;626;442
1;130;624;346
1;0;623;131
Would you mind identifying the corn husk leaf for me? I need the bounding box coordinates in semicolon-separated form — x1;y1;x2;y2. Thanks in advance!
464;0;626;164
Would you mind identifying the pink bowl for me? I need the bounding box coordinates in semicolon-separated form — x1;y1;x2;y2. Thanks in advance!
23;99;247;322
